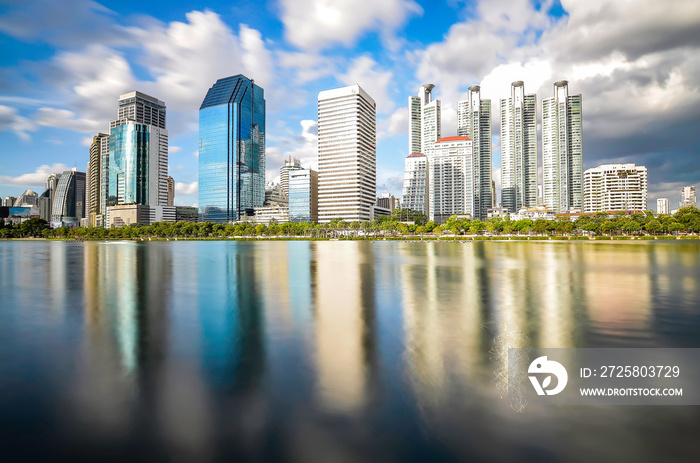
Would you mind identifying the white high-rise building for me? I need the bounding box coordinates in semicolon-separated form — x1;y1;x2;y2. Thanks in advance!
401;153;428;215
501;81;537;213
542;81;582;213
457;86;492;220
280;155;302;198
408;95;422;155
426;136;474;223
680;186;697;208
657;198;670;215
317;84;376;223
583;163;647;213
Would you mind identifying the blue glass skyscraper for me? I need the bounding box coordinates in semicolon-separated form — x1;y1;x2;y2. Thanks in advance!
199;75;266;223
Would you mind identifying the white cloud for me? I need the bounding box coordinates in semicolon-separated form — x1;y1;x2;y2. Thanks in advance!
175;181;198;196
35;107;103;133
279;0;422;51
265;119;318;182
81;136;94;147
277;51;336;84
0;105;37;141
378;107;408;142
0;163;69;187
169;146;182;154
341;56;395;114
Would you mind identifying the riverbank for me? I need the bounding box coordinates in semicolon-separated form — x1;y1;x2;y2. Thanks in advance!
3;235;699;242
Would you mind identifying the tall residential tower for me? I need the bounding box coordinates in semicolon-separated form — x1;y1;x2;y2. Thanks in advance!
501;81;537;212
542;81;582;213
457;86;492;220
317;84;376;223
198;75;266;223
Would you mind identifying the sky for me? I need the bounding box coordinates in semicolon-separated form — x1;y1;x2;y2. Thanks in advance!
1;0;699;209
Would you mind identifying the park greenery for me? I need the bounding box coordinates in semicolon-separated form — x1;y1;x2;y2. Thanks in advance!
1;207;700;240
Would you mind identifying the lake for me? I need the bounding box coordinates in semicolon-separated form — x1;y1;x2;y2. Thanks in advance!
1;240;699;462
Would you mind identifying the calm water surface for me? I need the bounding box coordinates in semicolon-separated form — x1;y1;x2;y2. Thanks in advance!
1;240;699;462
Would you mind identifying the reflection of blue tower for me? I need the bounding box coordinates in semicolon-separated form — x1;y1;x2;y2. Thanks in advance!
198;243;265;391
199;75;266;223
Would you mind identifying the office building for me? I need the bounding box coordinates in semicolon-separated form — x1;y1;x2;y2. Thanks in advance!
175;206;199;223
376;193;398;212
51;170;86;226
87;133;109;226
106;204;151;228
289;168;318;223
317;84;376;223
426;136;474;223
280;156;302;198
583;164;647;213
501;81;537;212
167;176;175;206
107;91;168;211
457;86;492;220
3;196;16;207
402;153;428;215
542;81;583;213
199;75;265;223
408;84;441;155
657;198;670;215
680;186;697;208
13;189;38;207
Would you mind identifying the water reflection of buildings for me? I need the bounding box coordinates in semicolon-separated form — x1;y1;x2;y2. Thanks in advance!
400;242;489;406
313;242;377;414
79;242;172;434
583;244;652;340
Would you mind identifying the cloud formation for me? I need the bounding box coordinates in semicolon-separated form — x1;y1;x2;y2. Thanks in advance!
0;163;69;187
279;0;422;50
0;105;37;141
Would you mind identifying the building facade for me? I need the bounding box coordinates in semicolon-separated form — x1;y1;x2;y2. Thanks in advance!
199;75;265;223
51;170;86;225
289;168;318;223
317;84;376;223
107;92;168;211
501;81;537;213
457;86;492;220
426;136;474;223
583;164;647;213
280;156;302;198
401;153;428;215
680;186;697;208
167;176;175;206
657;198;670;215
542;81;583;213
87;133;109;226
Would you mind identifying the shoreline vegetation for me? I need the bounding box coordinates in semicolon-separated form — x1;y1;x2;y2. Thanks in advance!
2;207;699;241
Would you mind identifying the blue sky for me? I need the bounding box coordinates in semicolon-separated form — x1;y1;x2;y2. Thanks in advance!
1;0;699;208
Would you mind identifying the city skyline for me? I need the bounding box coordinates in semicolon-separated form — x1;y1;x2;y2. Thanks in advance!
1;0;699;209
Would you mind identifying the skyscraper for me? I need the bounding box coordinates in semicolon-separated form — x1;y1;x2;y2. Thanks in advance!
680;186;697;208
317;84;376;223
280;156;302;198
583;163;647;213
458;86;492;220
426;136;474;223
87;133;109;226
419;85;441;155
501;81;537;213
107;92;168;209
408;95;422;155
199;75;265;223
542;81;583;213
657;198;670;215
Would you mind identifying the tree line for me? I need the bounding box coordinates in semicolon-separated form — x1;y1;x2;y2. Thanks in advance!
1;206;699;239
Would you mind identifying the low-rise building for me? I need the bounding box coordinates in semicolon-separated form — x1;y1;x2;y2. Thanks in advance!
106;204;152;228
583;163;647;213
